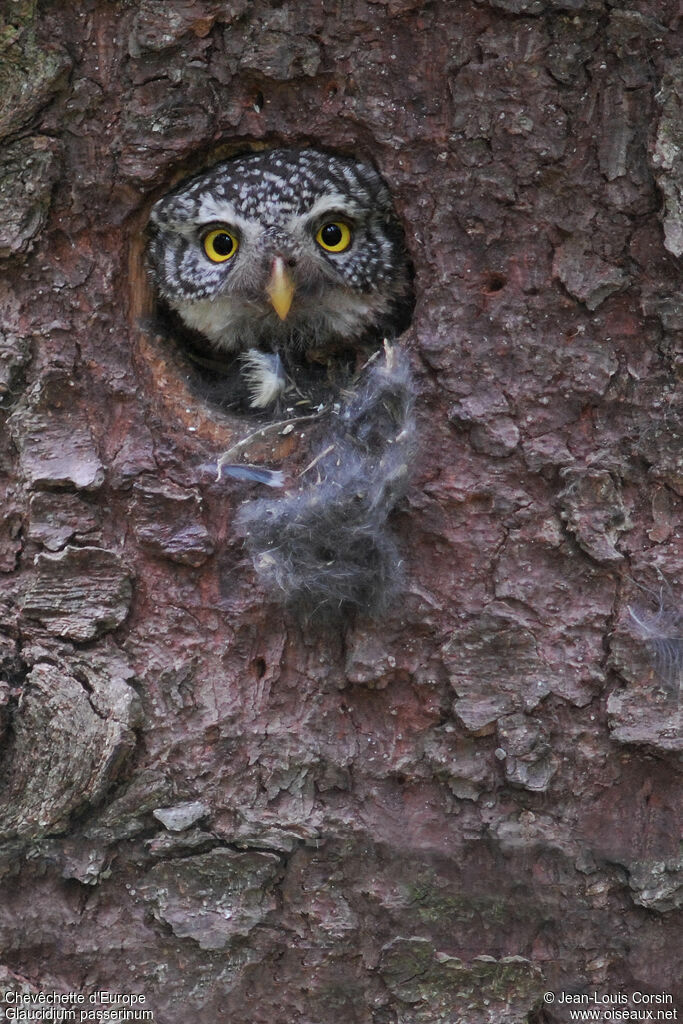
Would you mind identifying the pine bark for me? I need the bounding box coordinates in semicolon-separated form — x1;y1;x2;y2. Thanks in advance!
0;2;681;1021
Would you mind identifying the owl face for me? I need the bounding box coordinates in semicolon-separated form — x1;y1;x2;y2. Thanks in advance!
147;148;413;354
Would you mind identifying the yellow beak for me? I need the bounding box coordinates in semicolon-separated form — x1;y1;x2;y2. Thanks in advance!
266;256;295;320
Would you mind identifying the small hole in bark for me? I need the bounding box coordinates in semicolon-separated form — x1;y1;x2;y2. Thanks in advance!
395;773;407;786
253;91;264;113
252;657;267;678
483;272;507;295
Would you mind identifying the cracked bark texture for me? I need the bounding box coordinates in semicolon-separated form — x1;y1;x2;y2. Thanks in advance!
0;1;681;1022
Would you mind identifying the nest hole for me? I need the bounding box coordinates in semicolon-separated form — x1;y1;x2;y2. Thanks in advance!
131;142;416;428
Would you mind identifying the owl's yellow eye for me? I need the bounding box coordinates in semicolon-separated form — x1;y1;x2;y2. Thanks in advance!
203;227;239;262
316;221;352;253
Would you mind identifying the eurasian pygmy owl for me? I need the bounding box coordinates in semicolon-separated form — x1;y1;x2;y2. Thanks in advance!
146;148;413;407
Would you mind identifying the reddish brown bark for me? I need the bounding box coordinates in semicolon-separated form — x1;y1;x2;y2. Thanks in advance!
0;2;681;1022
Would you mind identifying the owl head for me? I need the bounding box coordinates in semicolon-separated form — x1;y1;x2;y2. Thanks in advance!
146;148;414;358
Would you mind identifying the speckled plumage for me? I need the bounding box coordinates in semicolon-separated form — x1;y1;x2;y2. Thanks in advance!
146;148;413;365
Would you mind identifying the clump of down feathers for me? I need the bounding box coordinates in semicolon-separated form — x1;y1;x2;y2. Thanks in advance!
628;589;683;689
235;345;415;618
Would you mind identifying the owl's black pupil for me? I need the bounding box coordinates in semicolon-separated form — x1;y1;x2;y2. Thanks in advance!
321;223;343;247
212;232;234;256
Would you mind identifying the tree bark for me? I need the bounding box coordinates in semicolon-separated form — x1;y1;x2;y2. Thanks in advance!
0;1;681;1022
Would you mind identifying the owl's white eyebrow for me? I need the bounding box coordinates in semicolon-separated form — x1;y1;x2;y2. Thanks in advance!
302;194;363;222
195;197;254;237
